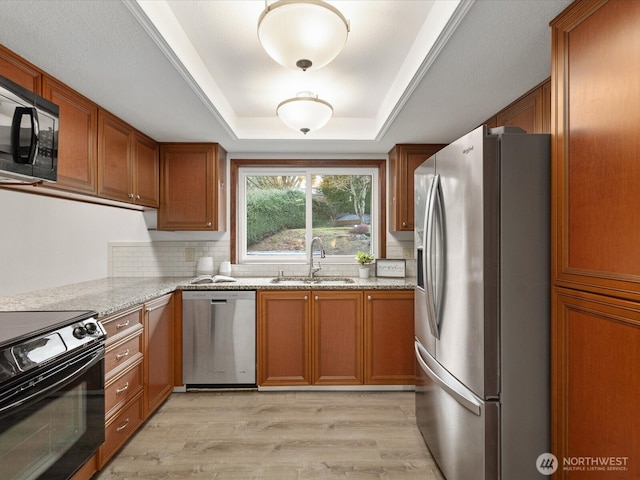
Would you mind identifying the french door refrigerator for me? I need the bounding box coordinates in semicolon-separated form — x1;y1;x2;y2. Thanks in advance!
414;125;550;479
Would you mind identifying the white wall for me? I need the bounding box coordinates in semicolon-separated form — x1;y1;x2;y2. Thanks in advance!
0;189;152;297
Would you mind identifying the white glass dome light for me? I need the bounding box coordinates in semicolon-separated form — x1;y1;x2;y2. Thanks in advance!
277;91;333;134
257;0;350;71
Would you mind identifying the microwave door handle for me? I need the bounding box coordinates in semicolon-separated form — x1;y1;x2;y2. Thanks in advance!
425;174;440;339
10;107;39;165
31;109;39;165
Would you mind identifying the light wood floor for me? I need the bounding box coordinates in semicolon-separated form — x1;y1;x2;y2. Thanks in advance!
95;391;445;479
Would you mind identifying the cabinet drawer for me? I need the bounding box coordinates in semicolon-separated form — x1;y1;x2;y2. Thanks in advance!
105;359;144;419
100;393;144;467
100;307;143;345
104;332;143;376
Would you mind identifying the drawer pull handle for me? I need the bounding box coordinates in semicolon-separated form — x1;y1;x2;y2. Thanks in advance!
116;349;130;360
315;295;319;301
116;418;130;432
368;295;372;301
303;295;308;301
116;320;130;329
116;382;129;395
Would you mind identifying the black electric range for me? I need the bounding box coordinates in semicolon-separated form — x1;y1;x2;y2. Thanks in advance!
0;310;104;385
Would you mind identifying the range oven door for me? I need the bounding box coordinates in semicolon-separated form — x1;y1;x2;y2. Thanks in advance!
0;345;105;480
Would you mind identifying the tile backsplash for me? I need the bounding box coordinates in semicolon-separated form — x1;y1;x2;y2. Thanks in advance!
109;239;415;278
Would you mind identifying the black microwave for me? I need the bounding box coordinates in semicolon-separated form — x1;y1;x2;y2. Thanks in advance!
0;75;59;182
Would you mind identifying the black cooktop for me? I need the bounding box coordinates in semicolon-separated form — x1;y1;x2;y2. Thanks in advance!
0;310;101;385
0;310;97;348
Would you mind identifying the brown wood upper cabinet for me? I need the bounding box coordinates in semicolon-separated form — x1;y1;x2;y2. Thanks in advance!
41;76;98;195
0;45;41;93
388;144;446;231
489;80;551;134
158;143;227;231
98;110;159;208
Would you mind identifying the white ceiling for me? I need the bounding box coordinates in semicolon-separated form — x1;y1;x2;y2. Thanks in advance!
0;0;572;155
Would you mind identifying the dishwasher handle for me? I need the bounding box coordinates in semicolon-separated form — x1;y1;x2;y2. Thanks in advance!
210;300;227;305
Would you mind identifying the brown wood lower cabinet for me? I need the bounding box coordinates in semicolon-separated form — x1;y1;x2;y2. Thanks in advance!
258;290;311;386
552;287;640;479
312;291;364;385
258;289;414;387
97;294;175;470
101;393;145;465
99;306;144;467
144;294;174;416
364;290;415;385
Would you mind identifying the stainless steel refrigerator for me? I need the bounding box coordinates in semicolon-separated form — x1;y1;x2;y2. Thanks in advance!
414;125;550;479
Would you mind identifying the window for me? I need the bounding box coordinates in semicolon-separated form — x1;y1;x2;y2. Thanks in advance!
231;160;386;264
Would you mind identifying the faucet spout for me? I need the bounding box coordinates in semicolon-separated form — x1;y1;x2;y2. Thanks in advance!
308;237;326;279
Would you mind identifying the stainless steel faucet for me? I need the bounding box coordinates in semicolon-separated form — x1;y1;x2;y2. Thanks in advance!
308;237;326;279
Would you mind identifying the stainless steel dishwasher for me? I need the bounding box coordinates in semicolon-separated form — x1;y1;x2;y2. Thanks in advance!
182;290;256;388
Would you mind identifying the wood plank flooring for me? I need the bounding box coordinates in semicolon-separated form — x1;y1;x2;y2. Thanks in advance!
95;391;444;479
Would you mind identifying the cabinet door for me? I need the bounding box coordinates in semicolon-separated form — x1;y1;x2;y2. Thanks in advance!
158;144;226;231
312;290;363;385
144;294;174;416
98;111;132;203
552;0;640;301
132;132;159;208
388;144;446;231
364;290;414;385
0;45;41;92
257;290;311;386
496;86;544;134
42;76;98;194
552;287;640;479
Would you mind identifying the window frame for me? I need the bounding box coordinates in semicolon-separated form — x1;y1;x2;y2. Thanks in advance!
230;159;386;264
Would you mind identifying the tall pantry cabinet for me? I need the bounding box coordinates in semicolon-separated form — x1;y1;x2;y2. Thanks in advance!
550;1;640;477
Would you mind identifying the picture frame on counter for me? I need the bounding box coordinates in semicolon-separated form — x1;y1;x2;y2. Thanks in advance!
375;259;406;278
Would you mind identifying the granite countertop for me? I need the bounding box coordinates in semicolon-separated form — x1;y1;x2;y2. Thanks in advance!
0;276;415;317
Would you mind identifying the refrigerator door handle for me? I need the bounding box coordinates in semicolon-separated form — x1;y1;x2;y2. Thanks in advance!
433;175;445;321
425;174;443;338
415;341;481;416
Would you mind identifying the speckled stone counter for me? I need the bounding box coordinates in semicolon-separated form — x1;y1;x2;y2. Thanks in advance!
0;276;415;317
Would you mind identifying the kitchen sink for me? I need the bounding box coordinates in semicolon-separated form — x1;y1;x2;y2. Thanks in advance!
270;276;356;285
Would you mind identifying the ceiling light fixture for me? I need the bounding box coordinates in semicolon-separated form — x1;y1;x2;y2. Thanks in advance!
277;91;333;134
257;0;350;71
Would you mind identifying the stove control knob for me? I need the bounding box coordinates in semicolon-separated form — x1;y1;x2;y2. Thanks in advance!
73;326;87;339
85;322;98;335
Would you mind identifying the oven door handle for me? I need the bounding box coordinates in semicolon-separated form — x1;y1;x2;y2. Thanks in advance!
0;346;103;414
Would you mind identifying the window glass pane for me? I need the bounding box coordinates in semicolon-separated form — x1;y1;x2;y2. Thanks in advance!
245;175;306;257
239;166;377;263
312;174;372;256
